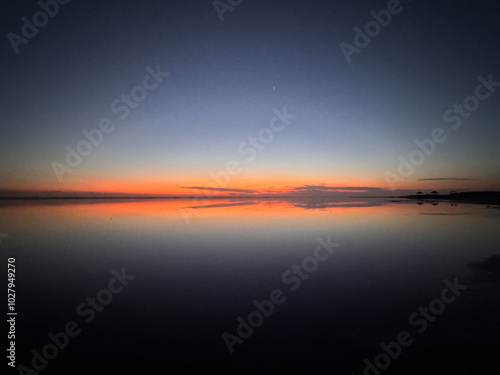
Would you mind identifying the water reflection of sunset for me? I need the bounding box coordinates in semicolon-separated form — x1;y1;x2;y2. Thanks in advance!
0;199;492;241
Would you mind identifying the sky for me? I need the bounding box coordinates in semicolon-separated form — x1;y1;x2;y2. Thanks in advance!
1;0;500;197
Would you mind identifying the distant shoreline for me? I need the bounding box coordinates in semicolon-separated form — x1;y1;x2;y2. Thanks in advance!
403;191;500;205
355;191;500;206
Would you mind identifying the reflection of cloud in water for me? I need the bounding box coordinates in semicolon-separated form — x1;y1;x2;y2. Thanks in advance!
288;201;374;210
183;201;258;209
183;197;391;210
271;197;389;210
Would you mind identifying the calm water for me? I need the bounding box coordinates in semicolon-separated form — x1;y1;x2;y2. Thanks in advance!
2;199;499;374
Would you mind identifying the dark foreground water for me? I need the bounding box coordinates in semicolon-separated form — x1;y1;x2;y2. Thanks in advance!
1;199;500;374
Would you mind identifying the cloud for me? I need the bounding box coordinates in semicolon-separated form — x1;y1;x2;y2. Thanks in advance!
419;213;473;215
286;185;389;194
182;185;396;197
417;178;477;181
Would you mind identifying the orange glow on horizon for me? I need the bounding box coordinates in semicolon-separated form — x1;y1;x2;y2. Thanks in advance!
1;169;495;196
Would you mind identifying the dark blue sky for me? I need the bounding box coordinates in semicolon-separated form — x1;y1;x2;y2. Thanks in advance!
1;0;499;194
